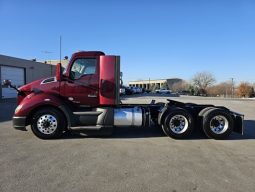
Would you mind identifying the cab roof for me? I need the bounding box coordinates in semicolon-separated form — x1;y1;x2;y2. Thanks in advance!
72;51;105;57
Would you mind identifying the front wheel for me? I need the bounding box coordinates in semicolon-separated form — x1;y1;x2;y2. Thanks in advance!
162;108;194;139
31;107;66;139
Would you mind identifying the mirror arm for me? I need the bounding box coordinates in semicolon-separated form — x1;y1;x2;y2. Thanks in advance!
2;80;21;93
9;84;21;93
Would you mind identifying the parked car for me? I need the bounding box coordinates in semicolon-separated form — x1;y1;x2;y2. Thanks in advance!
129;86;135;94
178;90;190;95
125;87;134;95
120;87;126;95
132;87;138;93
134;87;143;94
130;86;141;94
155;88;171;94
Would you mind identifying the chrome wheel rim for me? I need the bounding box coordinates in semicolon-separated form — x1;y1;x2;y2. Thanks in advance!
37;114;58;134
209;115;229;134
169;115;189;134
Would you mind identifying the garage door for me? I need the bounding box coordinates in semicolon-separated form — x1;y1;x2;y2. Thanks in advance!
1;66;25;99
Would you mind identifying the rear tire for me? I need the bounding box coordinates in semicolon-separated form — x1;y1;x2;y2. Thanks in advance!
198;107;215;117
162;108;194;139
31;107;66;139
202;108;233;139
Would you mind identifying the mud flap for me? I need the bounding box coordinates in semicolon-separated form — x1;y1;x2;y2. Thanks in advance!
232;112;244;135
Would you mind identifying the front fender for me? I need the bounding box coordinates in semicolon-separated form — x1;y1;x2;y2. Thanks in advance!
15;92;64;116
14;92;73;128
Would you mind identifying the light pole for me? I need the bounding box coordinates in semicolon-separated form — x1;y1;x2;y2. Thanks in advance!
149;78;150;90
231;78;234;98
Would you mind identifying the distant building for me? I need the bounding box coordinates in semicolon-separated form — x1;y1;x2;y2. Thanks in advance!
129;78;183;90
0;54;56;100
0;53;72;101
44;59;69;69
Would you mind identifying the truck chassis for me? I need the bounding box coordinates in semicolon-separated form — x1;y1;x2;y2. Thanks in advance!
13;97;243;140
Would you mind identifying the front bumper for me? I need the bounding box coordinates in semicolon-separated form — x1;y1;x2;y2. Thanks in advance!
13;116;27;131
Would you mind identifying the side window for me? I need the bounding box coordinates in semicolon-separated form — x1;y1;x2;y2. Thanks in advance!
70;58;97;79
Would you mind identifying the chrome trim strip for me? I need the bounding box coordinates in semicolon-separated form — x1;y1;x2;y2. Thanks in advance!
40;77;57;85
13;116;26;119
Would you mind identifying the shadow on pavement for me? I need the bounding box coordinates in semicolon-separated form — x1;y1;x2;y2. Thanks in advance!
229;120;255;140
0;102;16;123
62;126;166;140
62;120;255;140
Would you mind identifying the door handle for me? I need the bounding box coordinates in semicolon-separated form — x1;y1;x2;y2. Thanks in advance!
88;94;97;98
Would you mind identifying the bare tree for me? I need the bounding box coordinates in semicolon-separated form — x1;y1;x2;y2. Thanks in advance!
172;80;190;92
207;82;232;97
192;72;216;92
237;82;254;98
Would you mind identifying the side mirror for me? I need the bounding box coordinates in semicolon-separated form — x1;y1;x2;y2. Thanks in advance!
2;79;20;93
2;79;12;87
56;63;62;81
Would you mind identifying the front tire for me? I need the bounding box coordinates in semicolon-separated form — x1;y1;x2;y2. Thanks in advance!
162;108;194;139
31;107;66;139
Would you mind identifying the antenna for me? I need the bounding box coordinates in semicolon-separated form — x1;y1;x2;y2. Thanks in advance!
60;36;62;64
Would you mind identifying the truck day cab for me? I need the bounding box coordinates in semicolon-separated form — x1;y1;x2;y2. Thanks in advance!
3;51;244;139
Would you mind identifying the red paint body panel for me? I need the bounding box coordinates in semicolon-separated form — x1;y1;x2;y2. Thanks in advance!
60;75;99;106
99;56;119;105
14;92;64;117
19;78;59;94
17;78;60;105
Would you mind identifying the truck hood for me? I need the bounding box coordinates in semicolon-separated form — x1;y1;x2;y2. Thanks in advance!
19;76;59;94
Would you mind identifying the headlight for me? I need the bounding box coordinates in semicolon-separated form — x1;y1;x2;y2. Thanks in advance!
15;104;23;113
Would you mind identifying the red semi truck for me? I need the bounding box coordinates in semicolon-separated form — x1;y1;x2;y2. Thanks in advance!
3;51;244;139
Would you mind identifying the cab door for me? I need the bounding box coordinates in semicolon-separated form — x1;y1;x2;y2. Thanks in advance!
61;57;99;106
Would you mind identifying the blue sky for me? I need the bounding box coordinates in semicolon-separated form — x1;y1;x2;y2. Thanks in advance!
0;0;255;84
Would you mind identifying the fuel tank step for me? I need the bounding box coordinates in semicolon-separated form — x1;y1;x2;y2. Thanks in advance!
73;111;102;116
69;125;113;136
70;125;103;131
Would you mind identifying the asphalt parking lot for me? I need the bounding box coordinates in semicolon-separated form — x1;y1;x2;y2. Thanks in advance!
0;95;255;192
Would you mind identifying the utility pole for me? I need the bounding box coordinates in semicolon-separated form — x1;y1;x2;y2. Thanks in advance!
225;84;228;98
231;78;234;98
149;78;150;90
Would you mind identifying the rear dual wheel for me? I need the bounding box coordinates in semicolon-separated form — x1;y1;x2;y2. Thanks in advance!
161;107;233;139
162;108;194;139
202;108;233;139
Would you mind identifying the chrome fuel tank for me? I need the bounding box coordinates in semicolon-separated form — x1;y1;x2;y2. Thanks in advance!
114;107;143;126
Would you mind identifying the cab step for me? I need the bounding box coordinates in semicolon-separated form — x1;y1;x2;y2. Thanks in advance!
73;111;102;116
69;125;113;136
70;125;103;131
